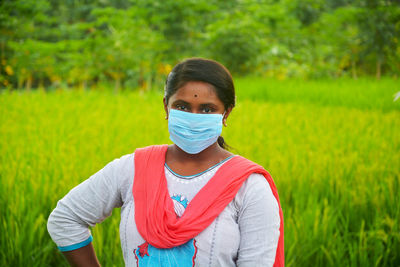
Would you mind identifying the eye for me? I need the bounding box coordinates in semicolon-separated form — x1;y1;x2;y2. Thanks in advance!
202;107;214;113
176;104;188;111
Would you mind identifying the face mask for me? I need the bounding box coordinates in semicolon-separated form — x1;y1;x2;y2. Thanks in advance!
168;109;223;154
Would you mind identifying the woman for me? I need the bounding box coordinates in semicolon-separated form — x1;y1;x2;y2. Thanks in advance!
47;58;284;267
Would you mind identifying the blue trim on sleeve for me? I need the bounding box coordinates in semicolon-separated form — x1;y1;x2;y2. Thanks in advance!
58;236;93;252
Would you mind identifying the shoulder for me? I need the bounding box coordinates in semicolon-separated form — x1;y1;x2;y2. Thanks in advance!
233;171;279;211
98;152;135;202
95;152;135;189
94;152;135;179
240;173;273;196
134;144;168;156
107;153;135;175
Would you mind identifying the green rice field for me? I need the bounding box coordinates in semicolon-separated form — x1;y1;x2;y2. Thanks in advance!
1;77;399;266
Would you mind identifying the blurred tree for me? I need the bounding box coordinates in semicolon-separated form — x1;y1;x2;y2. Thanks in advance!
313;6;362;78
132;0;216;62
9;40;59;90
1;0;400;89
356;0;400;79
90;7;167;91
252;0;303;78
292;0;327;26
205;11;264;74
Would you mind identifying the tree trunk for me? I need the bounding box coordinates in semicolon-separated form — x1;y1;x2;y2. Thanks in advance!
18;76;24;89
114;77;121;93
0;42;4;61
351;60;357;79
26;74;32;91
138;70;144;91
39;78;44;91
146;74;152;92
80;80;87;91
376;59;382;80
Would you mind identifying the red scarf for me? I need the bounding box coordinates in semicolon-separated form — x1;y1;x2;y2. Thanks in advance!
133;145;284;266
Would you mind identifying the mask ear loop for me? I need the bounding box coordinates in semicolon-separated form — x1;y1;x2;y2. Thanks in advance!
222;111;228;127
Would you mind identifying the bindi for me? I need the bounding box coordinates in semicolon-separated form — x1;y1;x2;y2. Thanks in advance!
194;94;198;97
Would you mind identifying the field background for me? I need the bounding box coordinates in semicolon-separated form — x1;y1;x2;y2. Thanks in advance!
1;77;399;266
2;0;400;266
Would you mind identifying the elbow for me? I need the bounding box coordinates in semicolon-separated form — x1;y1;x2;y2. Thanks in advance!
47;209;57;239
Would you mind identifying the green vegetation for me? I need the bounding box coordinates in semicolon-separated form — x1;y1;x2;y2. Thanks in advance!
1;0;399;265
1;0;400;91
235;77;400;112
1;78;399;266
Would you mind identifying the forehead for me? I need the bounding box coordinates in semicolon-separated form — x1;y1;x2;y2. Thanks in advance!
173;81;217;99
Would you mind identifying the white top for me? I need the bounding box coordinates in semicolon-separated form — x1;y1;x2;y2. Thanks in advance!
47;153;280;267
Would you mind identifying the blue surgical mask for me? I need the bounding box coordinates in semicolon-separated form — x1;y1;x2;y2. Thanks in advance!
168;109;223;154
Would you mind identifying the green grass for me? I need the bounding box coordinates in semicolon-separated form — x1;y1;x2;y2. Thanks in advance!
236;77;400;112
1;78;399;266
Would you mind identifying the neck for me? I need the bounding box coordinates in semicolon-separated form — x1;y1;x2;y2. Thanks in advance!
168;142;228;163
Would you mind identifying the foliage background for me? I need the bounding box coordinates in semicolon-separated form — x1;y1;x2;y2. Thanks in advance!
1;0;400;91
1;0;400;266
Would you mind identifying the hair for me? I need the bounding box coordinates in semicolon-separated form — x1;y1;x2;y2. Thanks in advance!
164;58;236;150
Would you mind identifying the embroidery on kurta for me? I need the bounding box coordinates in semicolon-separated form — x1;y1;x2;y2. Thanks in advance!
134;195;198;266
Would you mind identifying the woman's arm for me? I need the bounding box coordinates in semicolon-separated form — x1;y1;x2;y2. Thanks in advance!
236;173;281;267
47;154;134;266
62;243;101;267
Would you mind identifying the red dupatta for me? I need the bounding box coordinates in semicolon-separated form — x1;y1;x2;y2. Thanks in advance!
133;145;284;266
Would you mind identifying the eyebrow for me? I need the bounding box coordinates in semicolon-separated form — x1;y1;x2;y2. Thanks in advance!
171;99;191;106
171;100;218;108
199;103;218;108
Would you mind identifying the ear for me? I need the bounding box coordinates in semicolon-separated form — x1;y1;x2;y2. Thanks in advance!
163;97;169;120
223;106;233;127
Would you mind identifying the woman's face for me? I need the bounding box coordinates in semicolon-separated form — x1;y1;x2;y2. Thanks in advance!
164;81;229;117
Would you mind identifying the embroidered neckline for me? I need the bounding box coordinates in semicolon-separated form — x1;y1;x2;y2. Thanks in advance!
164;155;235;179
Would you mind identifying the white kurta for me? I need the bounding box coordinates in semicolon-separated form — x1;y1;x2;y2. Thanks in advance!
47;153;280;267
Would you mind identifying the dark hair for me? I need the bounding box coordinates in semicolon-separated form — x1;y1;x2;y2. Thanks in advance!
164;58;235;149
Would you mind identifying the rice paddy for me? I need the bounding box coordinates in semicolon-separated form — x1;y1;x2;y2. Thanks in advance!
1;77;399;266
